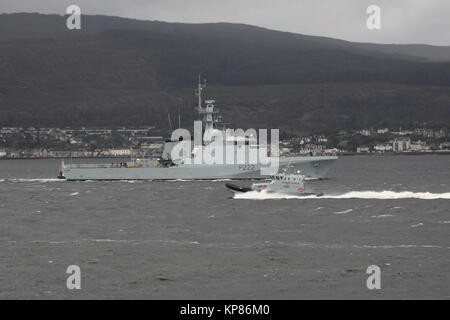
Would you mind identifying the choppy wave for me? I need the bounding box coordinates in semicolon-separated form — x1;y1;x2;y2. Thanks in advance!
234;190;450;200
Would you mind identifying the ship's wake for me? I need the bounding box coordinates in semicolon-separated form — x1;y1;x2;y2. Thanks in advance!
233;190;450;200
0;178;65;183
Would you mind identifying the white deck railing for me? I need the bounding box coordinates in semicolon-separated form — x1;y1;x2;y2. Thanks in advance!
65;164;115;169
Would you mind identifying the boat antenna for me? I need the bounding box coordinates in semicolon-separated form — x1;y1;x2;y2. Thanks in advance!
178;106;181;128
167;107;173;132
196;74;206;110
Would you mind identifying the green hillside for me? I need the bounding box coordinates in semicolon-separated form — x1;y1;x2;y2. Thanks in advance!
0;13;449;133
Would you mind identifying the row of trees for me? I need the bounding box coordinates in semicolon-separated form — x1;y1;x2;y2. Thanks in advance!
0;130;129;151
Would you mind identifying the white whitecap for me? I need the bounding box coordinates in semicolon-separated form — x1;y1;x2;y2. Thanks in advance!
234;190;450;200
334;209;353;214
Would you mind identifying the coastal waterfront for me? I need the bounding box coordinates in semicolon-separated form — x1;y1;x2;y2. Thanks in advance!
1;124;449;160
0;155;449;299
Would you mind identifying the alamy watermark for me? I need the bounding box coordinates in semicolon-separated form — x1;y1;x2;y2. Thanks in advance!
66;265;81;290
367;5;381;30
168;122;280;175
66;5;81;30
366;265;381;290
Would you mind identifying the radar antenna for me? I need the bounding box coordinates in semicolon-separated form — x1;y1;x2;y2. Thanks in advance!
196;74;207;110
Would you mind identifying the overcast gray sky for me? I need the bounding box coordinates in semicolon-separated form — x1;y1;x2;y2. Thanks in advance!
1;0;449;45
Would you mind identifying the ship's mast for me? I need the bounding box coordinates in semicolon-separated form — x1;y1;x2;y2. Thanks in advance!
196;76;222;142
197;75;206;110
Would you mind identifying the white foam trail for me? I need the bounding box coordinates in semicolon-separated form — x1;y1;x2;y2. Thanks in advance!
334;209;353;214
327;191;450;200
234;190;450;200
372;214;395;218
2;178;65;183
411;223;424;228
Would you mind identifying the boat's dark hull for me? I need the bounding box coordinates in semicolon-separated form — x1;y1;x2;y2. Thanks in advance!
225;183;252;193
226;183;323;197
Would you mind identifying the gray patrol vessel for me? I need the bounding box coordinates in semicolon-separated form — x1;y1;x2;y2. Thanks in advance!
59;81;337;181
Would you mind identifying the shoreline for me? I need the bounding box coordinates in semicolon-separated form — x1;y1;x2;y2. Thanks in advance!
1;151;450;160
0;156;133;160
339;151;450;156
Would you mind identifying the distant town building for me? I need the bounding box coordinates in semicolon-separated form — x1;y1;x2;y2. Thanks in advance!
409;140;429;152
357;146;370;153
392;138;411;152
374;144;393;152
358;129;372;136
377;128;389;134
392;129;413;136
434;129;447;139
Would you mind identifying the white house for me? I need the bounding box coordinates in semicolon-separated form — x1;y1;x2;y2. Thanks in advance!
357;146;370;153
358;129;372;136
374;144;393;152
377;128;389;134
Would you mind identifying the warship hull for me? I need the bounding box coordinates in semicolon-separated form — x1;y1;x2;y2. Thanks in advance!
61;156;337;181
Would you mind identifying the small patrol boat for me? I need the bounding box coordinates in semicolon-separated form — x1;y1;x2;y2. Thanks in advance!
226;168;323;197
